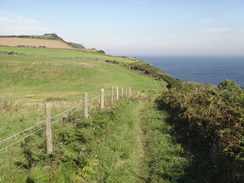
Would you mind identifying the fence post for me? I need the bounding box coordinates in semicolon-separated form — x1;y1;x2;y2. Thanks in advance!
128;86;132;98
83;93;89;118
116;86;119;101
111;87;114;105
45;103;52;154
100;88;104;110
125;87;128;98
121;87;124;99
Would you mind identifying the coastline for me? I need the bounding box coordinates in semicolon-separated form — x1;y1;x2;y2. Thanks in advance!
136;55;244;86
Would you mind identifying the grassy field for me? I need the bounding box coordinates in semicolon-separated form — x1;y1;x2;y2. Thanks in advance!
0;54;158;102
0;47;162;130
0;46;163;180
0;46;135;62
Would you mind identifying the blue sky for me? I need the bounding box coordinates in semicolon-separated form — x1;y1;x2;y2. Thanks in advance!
0;0;244;56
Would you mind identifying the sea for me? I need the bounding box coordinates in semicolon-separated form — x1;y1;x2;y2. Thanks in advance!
136;55;244;86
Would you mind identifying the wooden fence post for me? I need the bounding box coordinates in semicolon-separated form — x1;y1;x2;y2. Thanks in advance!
111;87;114;105
121;87;124;99
116;86;119;101
45;103;52;154
83;93;89;118
128;86;132;98
125;87;128;98
100;88;104;110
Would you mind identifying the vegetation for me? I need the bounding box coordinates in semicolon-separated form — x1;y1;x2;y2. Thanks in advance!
123;59;183;88
67;42;85;49
2;96;194;182
140;99;191;182
0;38;243;182
0;33;64;41
0;47;162;145
0;45;135;62
0;45;165;182
156;79;244;182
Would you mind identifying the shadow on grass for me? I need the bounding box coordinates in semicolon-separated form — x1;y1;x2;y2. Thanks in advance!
164;115;238;183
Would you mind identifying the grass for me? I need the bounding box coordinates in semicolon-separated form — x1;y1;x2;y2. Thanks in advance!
0;52;162;137
88;99;145;182
0;46;164;182
0;46;135;62
140;101;191;182
0;54;161;101
1;94;192;182
0;44;194;183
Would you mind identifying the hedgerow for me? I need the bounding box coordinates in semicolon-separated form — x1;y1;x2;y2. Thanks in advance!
156;79;244;182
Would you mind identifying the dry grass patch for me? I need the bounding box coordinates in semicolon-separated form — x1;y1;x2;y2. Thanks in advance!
0;37;73;49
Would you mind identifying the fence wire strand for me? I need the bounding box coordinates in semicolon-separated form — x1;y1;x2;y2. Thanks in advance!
0;87;132;182
0;120;45;144
0;127;44;152
0;90;125;148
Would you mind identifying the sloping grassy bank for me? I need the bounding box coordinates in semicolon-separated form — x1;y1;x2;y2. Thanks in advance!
0;51;162;140
4;95;192;182
0;45;165;182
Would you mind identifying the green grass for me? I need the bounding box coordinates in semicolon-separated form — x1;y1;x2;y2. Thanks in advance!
2;96;192;182
0;46;167;182
0;46;135;62
0;46;163;179
140;101;191;182
0;53;161;136
0;54;161;101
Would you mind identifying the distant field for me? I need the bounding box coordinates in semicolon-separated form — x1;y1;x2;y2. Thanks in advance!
0;46;135;62
0;37;73;49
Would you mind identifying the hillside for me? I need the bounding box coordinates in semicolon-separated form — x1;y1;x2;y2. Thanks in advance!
1;36;242;182
0;44;163;140
0;37;74;49
0;33;85;49
0;44;167;182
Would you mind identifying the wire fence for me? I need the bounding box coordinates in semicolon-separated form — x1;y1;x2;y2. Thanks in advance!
0;94;100;152
0;86;132;182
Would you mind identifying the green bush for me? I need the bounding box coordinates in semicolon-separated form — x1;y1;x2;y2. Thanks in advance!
124;60;183;89
105;60;119;65
97;50;105;54
156;80;244;182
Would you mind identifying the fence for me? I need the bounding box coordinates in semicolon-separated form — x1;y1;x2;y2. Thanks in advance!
0;86;132;182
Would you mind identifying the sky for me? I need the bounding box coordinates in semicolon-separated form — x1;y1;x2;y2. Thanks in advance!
0;0;244;56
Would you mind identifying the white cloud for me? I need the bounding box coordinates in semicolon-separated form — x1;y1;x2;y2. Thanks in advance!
0;10;39;24
0;10;51;35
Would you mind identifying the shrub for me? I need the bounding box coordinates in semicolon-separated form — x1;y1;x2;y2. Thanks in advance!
124;60;183;88
97;50;105;54
156;80;244;182
105;60;119;65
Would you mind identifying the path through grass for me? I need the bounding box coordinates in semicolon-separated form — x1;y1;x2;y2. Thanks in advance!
0;95;191;182
89;96;191;182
